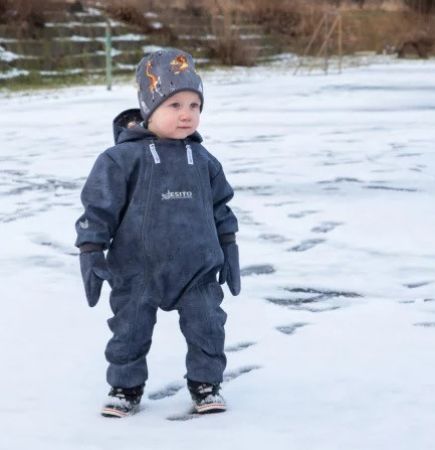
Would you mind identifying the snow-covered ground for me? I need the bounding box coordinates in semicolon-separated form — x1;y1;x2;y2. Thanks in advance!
1;59;435;449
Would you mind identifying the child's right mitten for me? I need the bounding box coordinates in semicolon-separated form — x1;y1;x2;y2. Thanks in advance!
79;246;112;307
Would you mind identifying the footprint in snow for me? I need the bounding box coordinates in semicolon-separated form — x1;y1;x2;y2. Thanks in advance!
276;322;309;335
148;382;184;401
287;210;319;219
29;233;77;256
225;341;256;352
403;281;433;289
311;222;342;234
317;177;362;185
396;152;422;158
265;200;300;207
223;365;262;382
231;167;260;174
266;287;362;313
364;185;418;193
232;206;262;226
288;239;325;252
258;233;289;244
240;264;275;276
162;364;259;419
149;365;261;402
234;185;274;196
414;322;435;328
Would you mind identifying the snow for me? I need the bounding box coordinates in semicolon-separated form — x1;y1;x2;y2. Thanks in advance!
55;36;93;42
86;8;104;17
0;45;19;62
110;34;149;42
179;33;217;41
150;21;163;30
144;12;159;19
0;68;28;79
0;38;19;43
75;9;104;18
142;45;164;54
45;20;122;28
1;59;435;449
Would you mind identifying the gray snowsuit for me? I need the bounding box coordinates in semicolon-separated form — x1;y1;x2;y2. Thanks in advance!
75;109;238;388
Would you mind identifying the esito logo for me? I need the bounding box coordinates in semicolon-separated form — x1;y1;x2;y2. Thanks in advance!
161;190;193;200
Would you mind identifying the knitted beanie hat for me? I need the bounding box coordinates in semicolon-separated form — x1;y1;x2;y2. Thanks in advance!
136;48;204;125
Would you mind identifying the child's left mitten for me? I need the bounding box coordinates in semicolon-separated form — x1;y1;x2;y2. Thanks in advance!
218;240;241;296
79;246;112;307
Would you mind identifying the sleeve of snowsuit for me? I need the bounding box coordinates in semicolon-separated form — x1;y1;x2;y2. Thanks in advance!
211;164;238;237
75;152;127;249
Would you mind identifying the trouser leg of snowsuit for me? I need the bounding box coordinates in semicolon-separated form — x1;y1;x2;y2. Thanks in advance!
105;275;227;388
105;275;157;388
177;280;227;384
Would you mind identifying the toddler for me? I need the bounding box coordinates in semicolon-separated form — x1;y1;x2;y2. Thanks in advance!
75;48;240;418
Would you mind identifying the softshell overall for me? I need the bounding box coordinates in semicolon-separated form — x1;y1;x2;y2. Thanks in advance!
76;109;238;387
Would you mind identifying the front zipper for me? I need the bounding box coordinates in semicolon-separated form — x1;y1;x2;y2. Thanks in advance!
140;146;156;260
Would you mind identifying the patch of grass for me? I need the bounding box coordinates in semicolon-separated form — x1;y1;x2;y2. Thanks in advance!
0;71;109;92
0;62;233;94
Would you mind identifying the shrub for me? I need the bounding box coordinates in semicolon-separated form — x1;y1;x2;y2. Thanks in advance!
205;0;260;66
404;0;435;14
0;0;57;29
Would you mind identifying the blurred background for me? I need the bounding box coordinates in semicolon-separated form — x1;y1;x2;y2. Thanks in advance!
0;0;434;89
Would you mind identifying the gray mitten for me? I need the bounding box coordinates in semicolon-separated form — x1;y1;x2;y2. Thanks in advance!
79;249;112;307
218;241;241;296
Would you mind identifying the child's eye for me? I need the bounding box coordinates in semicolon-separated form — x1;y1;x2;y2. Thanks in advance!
190;103;200;109
170;102;180;108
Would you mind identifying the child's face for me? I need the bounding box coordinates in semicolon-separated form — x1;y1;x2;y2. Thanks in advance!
148;91;201;139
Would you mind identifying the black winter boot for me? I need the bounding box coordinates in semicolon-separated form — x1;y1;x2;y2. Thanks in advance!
101;385;144;418
187;380;226;414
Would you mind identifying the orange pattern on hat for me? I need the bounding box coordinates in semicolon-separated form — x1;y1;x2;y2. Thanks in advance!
146;61;159;93
170;55;189;74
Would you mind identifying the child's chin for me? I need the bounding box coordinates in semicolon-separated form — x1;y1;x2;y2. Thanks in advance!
173;129;193;139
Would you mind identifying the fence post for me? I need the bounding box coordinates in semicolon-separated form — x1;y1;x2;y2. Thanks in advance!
105;19;112;91
324;12;329;74
338;13;342;74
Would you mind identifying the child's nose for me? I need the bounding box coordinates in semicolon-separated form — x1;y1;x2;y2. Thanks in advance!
180;109;192;121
